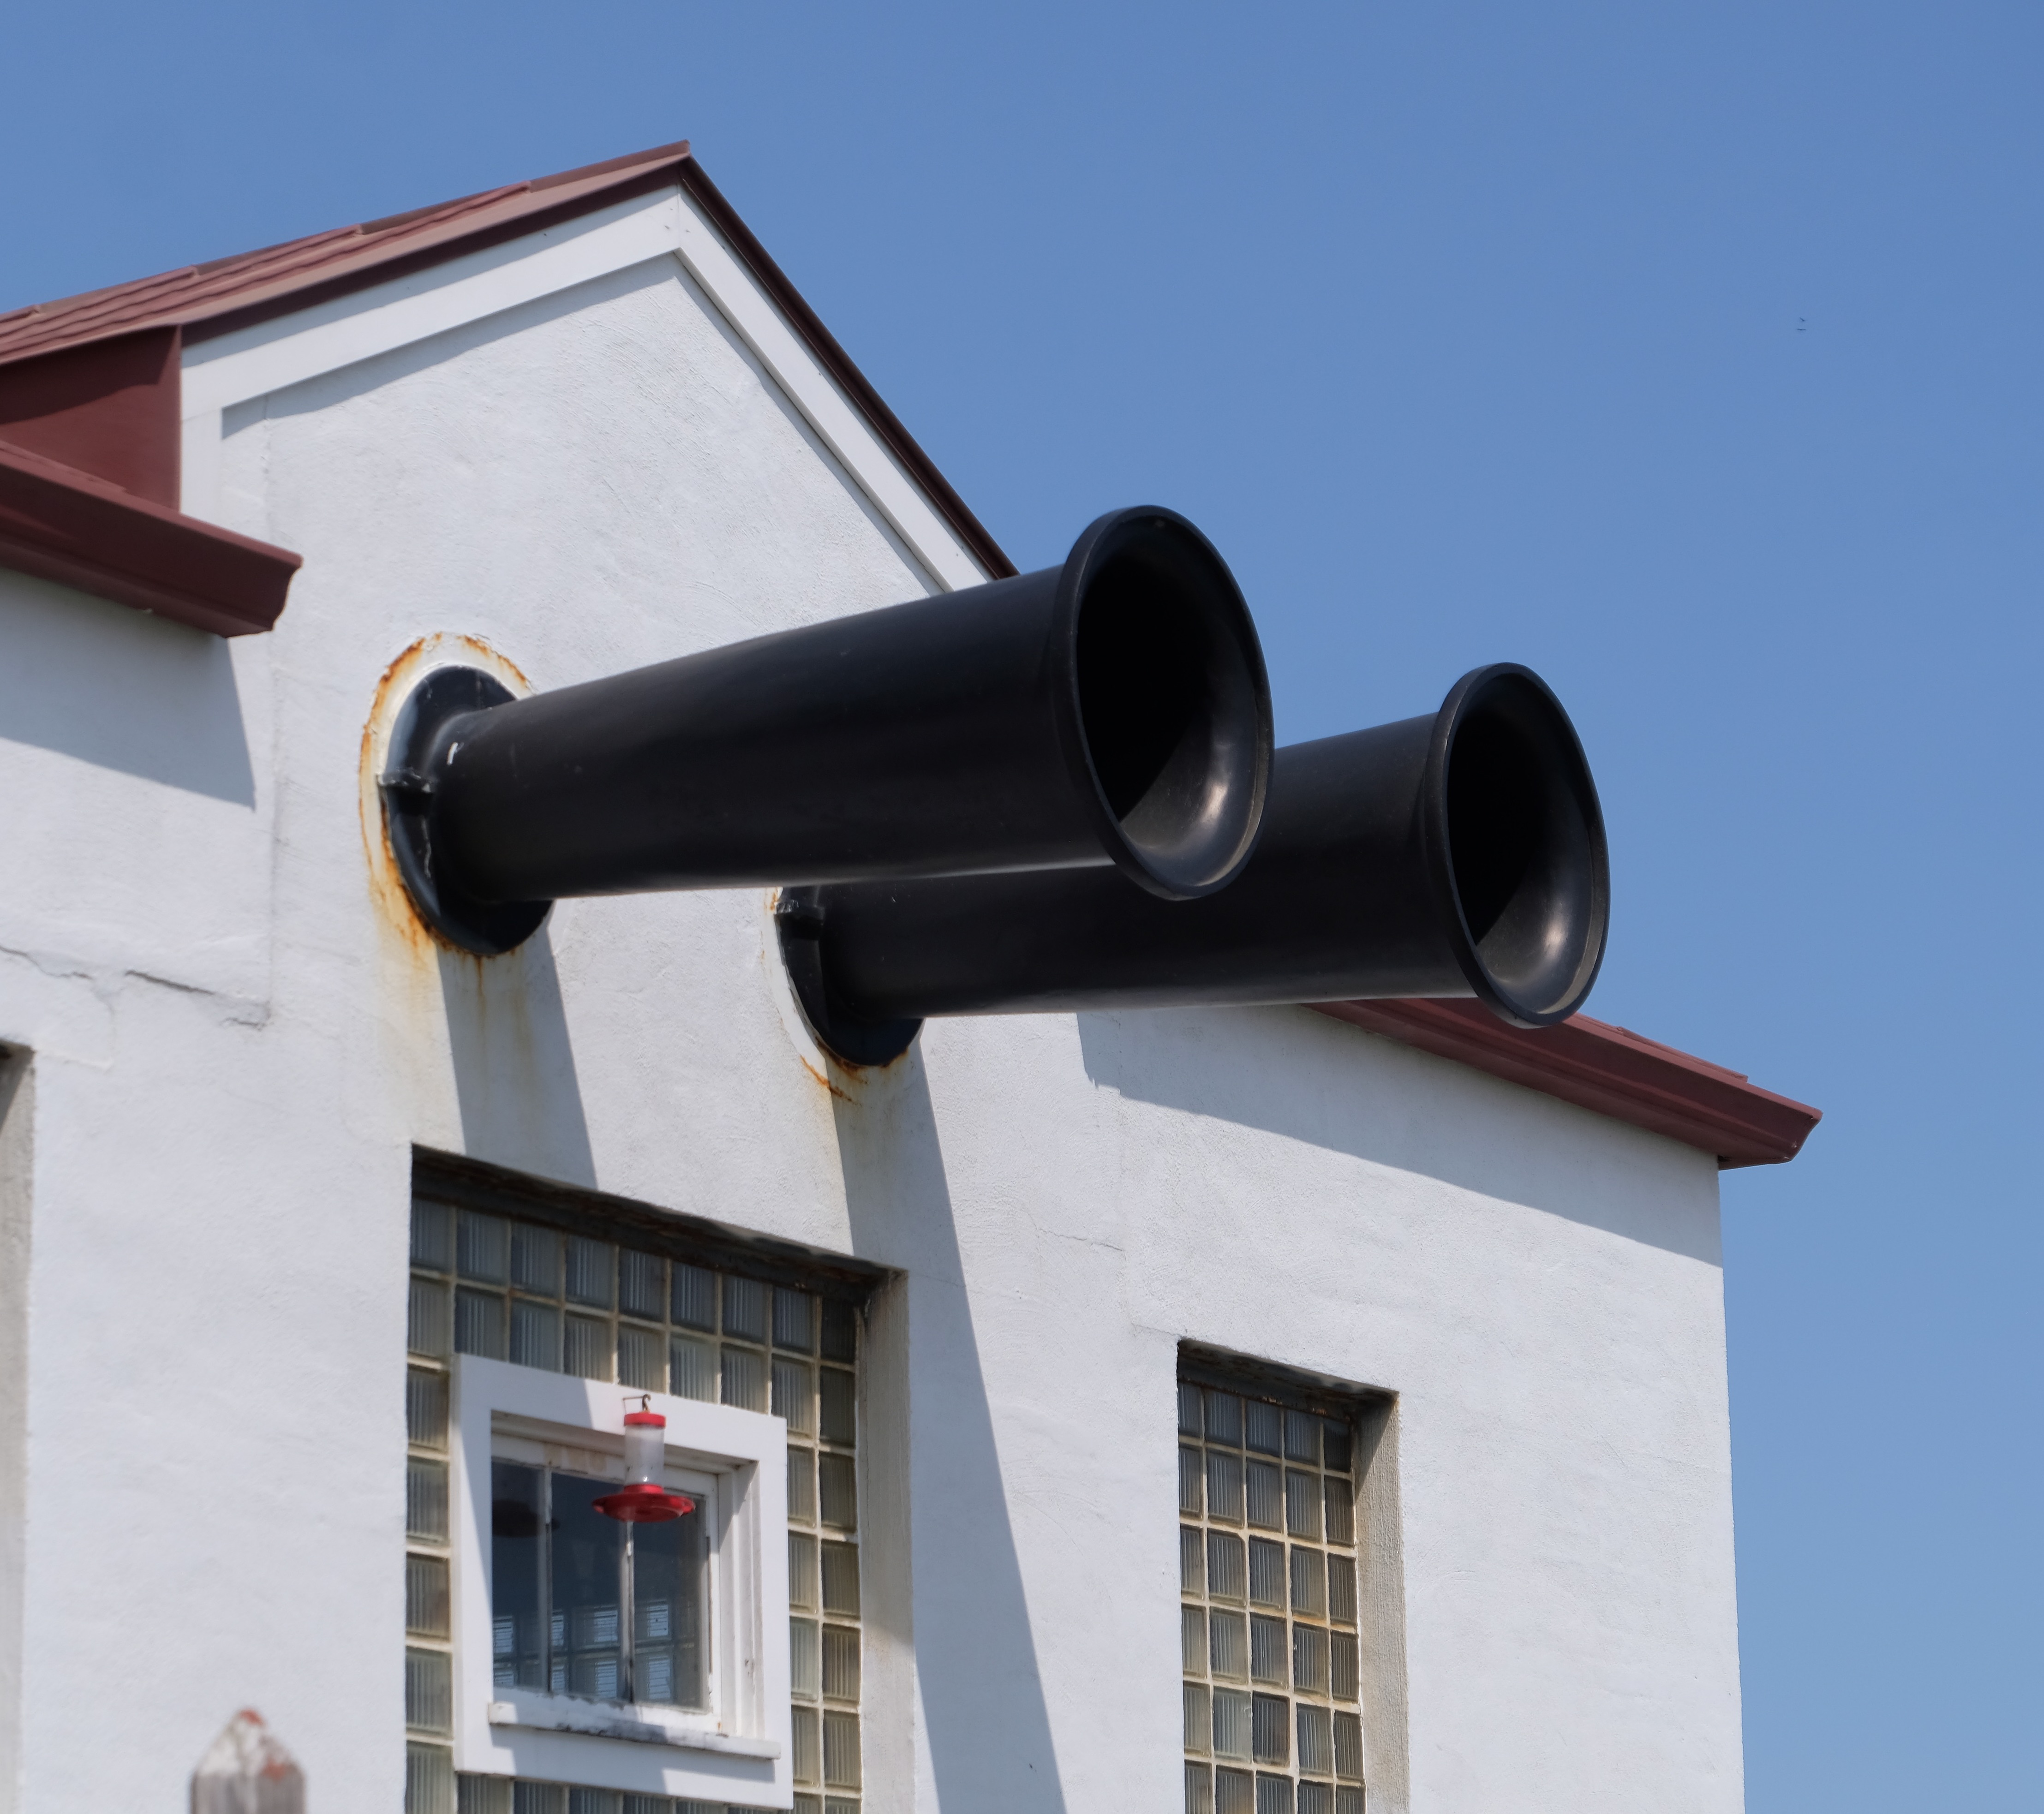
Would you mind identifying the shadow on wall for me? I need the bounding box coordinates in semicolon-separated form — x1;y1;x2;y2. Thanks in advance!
251;255;675;430
0;572;256;804
1077;1004;1722;1266
830;1053;1070;1814
438;928;597;1189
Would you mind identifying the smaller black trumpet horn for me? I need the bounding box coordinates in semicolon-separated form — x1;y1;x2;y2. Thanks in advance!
780;664;1610;1065
382;507;1273;955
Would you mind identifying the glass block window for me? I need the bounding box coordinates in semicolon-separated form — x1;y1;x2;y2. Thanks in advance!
410;1186;868;1814
1179;1376;1364;1814
408;1200;458;1810
790;1292;864;1814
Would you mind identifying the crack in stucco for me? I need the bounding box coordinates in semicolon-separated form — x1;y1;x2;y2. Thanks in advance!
0;940;269;1027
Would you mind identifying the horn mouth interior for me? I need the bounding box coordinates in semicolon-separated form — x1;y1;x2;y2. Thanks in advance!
1073;514;1270;899
1442;668;1608;1024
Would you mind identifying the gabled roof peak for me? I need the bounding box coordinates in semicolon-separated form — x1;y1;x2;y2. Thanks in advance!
0;140;1014;627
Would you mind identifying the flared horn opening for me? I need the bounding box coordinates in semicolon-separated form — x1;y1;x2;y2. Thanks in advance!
1055;507;1273;900
1425;664;1609;1028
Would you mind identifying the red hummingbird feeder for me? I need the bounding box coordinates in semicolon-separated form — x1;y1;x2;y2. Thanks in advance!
593;1403;696;1523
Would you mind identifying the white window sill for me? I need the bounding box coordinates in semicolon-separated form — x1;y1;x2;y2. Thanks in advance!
485;1696;782;1760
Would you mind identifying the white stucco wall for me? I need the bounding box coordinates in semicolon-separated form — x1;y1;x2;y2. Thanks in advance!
0;209;1741;1814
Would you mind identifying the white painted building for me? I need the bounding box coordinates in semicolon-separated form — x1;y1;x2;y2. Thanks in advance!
0;143;1817;1814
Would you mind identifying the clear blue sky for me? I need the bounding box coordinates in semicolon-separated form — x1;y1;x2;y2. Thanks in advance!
8;5;2038;1806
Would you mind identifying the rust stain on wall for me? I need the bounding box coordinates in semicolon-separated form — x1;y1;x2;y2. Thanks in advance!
798;1054;856;1103
357;632;573;1160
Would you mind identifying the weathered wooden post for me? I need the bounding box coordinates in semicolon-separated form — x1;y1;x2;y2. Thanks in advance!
191;1709;304;1814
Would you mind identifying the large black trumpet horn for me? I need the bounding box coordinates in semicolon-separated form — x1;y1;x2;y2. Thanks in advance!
382;507;1273;955
779;664;1609;1064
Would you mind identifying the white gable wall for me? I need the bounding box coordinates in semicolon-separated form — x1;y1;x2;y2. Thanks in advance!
0;205;1742;1814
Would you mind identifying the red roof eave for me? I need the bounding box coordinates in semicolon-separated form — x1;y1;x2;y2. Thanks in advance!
1314;998;1820;1168
0;439;300;637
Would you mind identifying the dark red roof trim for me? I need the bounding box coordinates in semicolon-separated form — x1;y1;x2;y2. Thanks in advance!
172;156;698;352
0;438;300;637
0;143;705;364
0;327;181;505
1313;998;1820;1169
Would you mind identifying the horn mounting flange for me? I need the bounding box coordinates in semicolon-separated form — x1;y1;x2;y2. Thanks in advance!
381;666;553;957
775;888;922;1069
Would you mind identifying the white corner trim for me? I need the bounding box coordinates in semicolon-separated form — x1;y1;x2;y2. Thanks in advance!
664;197;990;593
179;408;225;529
178;182;993;592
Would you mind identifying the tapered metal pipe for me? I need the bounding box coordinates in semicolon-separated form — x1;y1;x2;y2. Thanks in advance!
382;507;1273;955
781;665;1609;1062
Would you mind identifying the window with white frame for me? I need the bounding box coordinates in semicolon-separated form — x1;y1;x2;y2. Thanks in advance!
452;1356;784;1805
1178;1364;1369;1814
489;1424;711;1710
405;1164;876;1814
